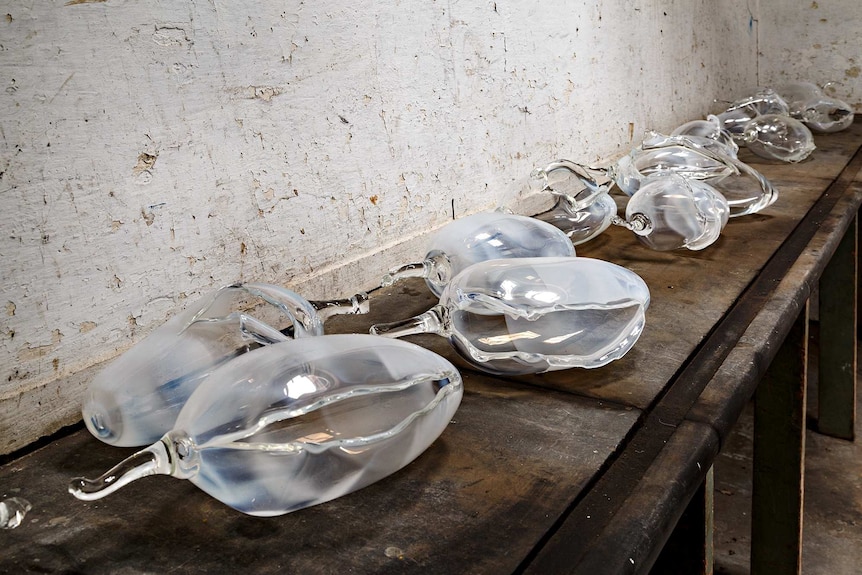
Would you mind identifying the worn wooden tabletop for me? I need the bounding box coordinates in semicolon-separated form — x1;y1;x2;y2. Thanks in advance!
2;123;861;574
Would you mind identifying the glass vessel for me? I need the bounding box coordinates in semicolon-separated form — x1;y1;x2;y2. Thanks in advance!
716;88;790;137
779;81;855;133
532;193;618;246
382;211;576;296
528;160;618;245
83;283;369;447
371;257;650;375
70;334;463;517
606;132;777;217
0;498;31;529
740;114;816;163
671;115;739;158
612;174;729;251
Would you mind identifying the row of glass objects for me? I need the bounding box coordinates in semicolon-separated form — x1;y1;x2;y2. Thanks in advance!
68;82;854;517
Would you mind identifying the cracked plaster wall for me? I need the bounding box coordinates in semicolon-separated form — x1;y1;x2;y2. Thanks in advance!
0;1;777;453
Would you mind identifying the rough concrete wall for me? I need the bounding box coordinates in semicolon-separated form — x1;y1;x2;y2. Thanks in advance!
0;0;759;454
758;0;862;109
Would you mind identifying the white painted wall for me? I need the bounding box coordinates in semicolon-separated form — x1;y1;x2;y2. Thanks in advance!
0;1;765;453
758;0;862;110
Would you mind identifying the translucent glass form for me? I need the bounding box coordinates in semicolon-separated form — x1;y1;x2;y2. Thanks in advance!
83;283;369;448
528;160;617;245
671;115;739;158
382;211;576;296
741;114;816;163
734;88;790;116
371;257;650;375
0;498;31;529
716;88;790;137
716;105;760;139
70;335;463;517
607;132;778;217
779;81;855;133
532;193;618;246
612;175;729;251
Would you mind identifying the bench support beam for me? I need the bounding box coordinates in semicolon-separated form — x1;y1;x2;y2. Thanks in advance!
752;302;808;575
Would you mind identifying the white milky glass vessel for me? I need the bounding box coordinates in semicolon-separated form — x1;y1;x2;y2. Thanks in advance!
371;257;650;375
70;335;463;516
83;283;369;447
614;175;730;251
383;211;576;296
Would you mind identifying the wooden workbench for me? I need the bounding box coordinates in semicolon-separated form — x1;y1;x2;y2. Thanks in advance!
2;122;860;574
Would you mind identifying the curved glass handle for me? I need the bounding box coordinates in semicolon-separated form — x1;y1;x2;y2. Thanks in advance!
381;254;451;290
531;159;610;210
370;305;447;339
69;441;172;501
309;292;369;322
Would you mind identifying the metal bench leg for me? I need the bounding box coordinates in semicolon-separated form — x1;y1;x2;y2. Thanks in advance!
818;215;857;440
751;302;808;575
650;466;714;575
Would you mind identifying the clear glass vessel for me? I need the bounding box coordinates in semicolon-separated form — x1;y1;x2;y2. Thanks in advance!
83;283;369;447
612;174;729;251
371;257;650;375
607;132;778;217
734;88;791;116
740;114;816;163
70;335;463;517
527;160;617;245
779;81;855;133
382;211;576;296
532;193;618;246
716;88;790;137
0;498;31;529
671;115;739;158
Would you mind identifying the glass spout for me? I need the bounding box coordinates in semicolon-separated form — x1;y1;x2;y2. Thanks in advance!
381;261;427;286
69;440;172;501
611;213;653;236
381;254;452;291
309;292;370;322
370;305;447;339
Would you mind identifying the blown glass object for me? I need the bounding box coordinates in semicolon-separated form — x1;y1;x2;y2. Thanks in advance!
607;132;777;217
734;88;790;116
612;174;730;251
740;114;816;163
70;335;463;516
717;88;790;137
371;257;650;375
83;283;369;447
779;81;855;133
0;498;31;529
528;160;617;245
671;115;739;158
382;211;576;296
